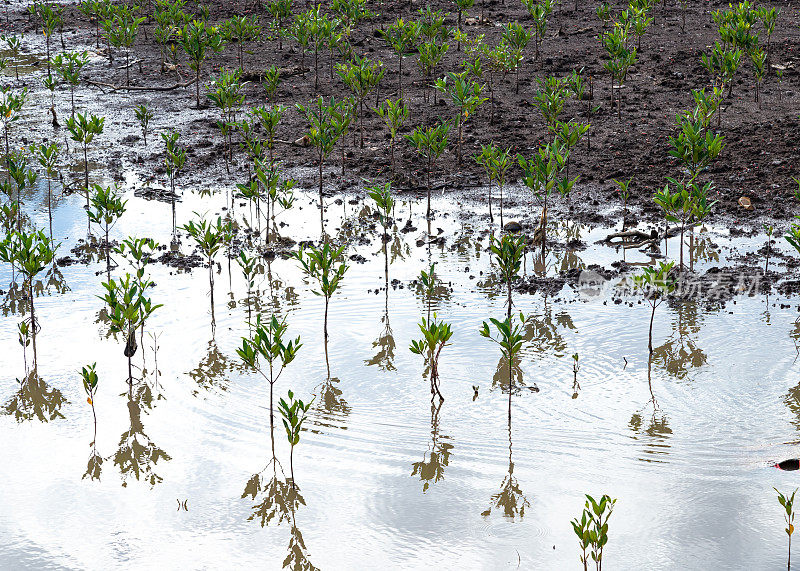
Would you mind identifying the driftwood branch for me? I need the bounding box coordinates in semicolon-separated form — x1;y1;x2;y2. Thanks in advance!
605;225;683;251
604;225;681;243
86;78;197;93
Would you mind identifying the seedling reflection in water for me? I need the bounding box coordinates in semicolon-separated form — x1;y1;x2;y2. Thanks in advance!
775;487;797;571
572;353;581;398
80;363;103;481
237;315;302;442
278;390;314;490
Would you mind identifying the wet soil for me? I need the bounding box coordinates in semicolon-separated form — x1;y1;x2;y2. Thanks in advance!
5;0;800;296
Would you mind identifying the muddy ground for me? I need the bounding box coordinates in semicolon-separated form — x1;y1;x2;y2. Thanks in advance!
4;0;800;294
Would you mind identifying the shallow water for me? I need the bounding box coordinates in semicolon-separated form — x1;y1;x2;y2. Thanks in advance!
3;158;800;570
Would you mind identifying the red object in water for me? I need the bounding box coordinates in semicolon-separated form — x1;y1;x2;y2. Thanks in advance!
776;459;800;471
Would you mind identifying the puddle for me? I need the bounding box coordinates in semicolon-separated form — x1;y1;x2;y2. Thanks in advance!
2;162;800;569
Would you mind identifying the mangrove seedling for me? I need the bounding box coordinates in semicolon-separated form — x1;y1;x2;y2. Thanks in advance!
0;230;59;372
30;142;60;240
410;314;453;403
522;0;553;61
135;104;153;146
573;494;617;571
336;55;384;148
99;272;161;387
368;181;394;277
668;111;725;183
6;151;38;231
177;19;226;107
162;129;187;237
491;233;526;321
36;3;62;76
252;104;285;164
572;508;592;571
481;313;528;422
66;112;105;202
751;47;766;107
633;261;677;354
182;215;227;325
80;362;103;480
518;140;576;254
106;10;146;86
374;97;408;176
0;86;27;179
278;389;314;489
405;121;451;219
87;183;128;275
237;314;302;437
434;71;486;163
380;18;420;99
654;178;715;270
775;487;797;571
417;40;449;103
294;242;348;345
2;34;22;81
207;68;245;172
222;14;261;73
52;50;89;118
262;65;281;102
533;76;568;134
295;96;353;237
612;177;632;219
785;219;800;257
475;143;512;225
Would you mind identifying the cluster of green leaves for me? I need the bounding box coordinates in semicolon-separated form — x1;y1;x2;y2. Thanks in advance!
294;242;348;301
375;98;408;174
572;494;617;571
434;71;486;163
237;315;302;386
278;390;313;448
177;19;226;106
221;14;261;72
